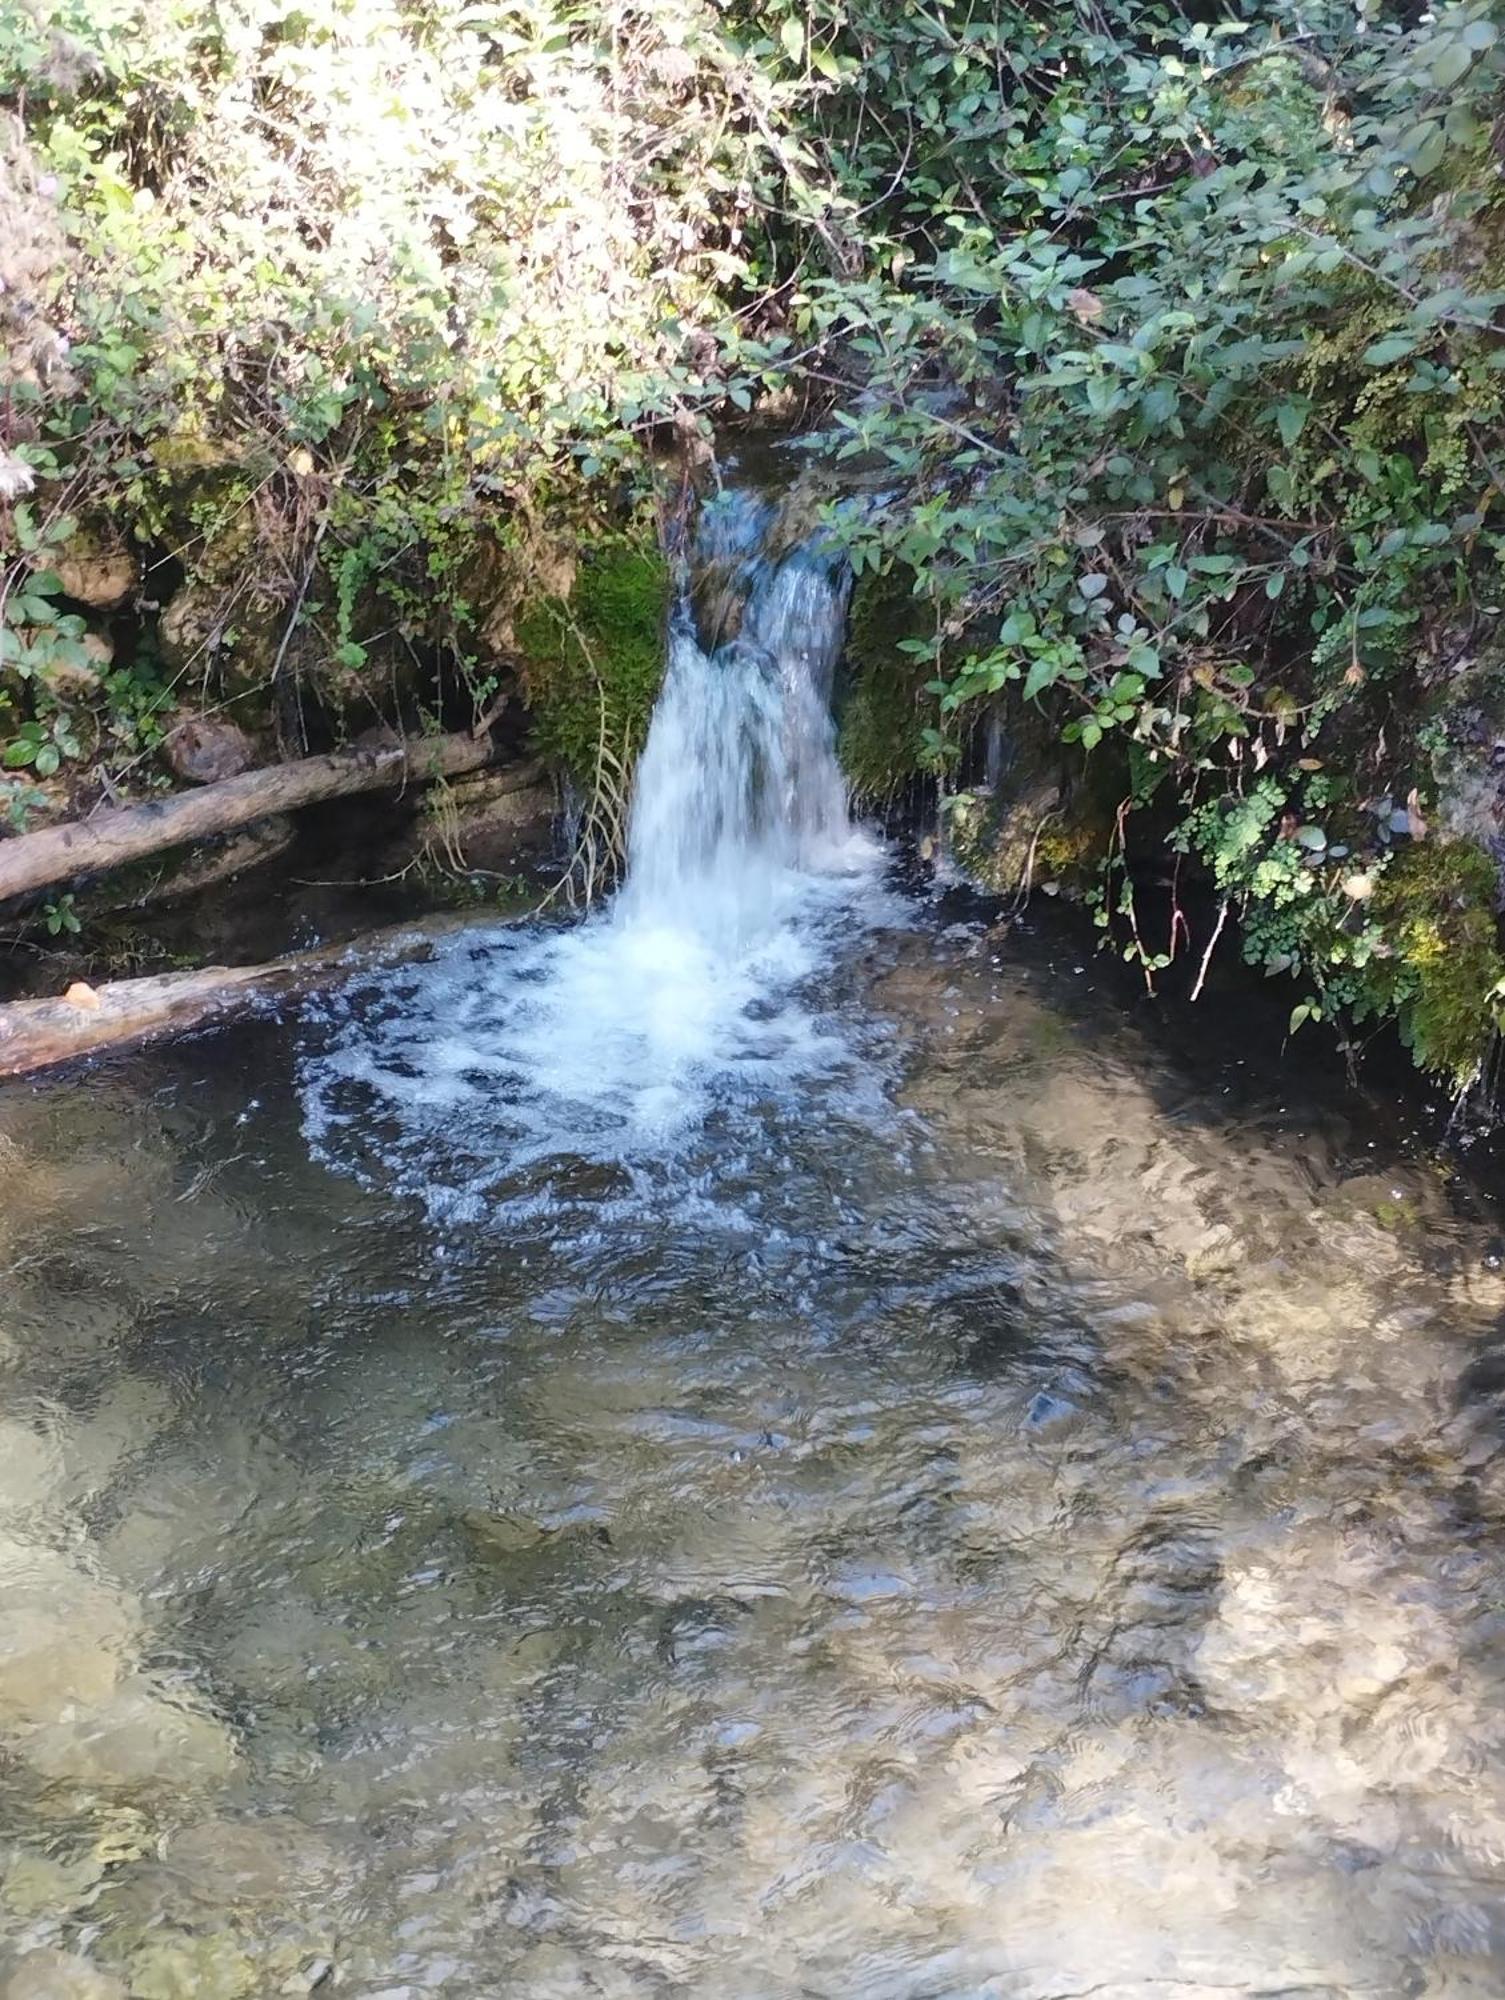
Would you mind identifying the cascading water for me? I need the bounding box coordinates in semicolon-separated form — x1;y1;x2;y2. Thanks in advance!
299;481;887;1219
620;487;857;942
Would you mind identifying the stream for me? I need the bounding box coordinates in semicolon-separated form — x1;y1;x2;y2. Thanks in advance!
2;488;1505;1998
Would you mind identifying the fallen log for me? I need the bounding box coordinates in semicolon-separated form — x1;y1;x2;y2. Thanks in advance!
0;910;519;1079
0;733;539;908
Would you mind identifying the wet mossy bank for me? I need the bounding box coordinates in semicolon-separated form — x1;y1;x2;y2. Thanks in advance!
835;560;1505;1106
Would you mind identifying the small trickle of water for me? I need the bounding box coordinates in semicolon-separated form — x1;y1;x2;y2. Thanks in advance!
299;484;883;1218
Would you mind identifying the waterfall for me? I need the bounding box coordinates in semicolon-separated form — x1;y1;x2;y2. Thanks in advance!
299;479;887;1220
621;489;855;944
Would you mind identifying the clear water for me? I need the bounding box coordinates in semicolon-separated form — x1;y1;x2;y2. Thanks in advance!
2;509;1505;1999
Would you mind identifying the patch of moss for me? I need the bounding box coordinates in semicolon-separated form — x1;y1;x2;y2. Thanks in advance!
1368;839;1505;1089
947;780;1108;899
1372;1196;1421;1232
836;566;934;801
515;539;670;781
1033;811;1108;892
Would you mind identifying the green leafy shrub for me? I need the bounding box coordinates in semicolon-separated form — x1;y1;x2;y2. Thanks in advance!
729;0;1505;1091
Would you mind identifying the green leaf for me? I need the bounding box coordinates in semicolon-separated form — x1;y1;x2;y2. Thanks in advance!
1141;382;1178;424
1430;36;1473;88
1410;123;1448;178
1165;565;1188;601
1275;400;1309;447
1265;571;1286;600
780;15;804;61
1022;656;1058;701
1361;333;1422;367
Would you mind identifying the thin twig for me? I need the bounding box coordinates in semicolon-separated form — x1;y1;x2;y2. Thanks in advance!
1189;896;1230;1002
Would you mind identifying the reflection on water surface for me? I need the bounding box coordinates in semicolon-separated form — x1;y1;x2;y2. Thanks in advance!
1;900;1503;2000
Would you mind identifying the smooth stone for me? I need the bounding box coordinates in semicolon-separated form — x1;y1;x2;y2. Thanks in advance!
0;1420;66;1516
21;1676;238;1792
1;1950;127;2000
0;1543;136;1727
164;1816;335;1904
1025;1389;1079;1430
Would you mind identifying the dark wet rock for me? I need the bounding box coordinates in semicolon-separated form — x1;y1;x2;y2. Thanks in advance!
1426;667;1505;896
400;768;556;875
948;771;1108;900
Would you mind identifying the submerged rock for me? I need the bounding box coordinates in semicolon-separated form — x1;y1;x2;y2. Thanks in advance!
0;1531;237;1803
0;1417;66;1518
163;1816;338;1907
19;1674;239;1794
0;1845;105;1923
118;1933;257;2000
1;1951;127;2000
0;1540;137;1726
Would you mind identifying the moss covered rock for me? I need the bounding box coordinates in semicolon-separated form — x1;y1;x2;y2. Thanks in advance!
947;775;1108;899
1367;840;1505;1089
515;538;670;782
836;566;934;802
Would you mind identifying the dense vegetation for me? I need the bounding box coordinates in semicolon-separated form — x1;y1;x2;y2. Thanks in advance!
4;0;1505;1091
